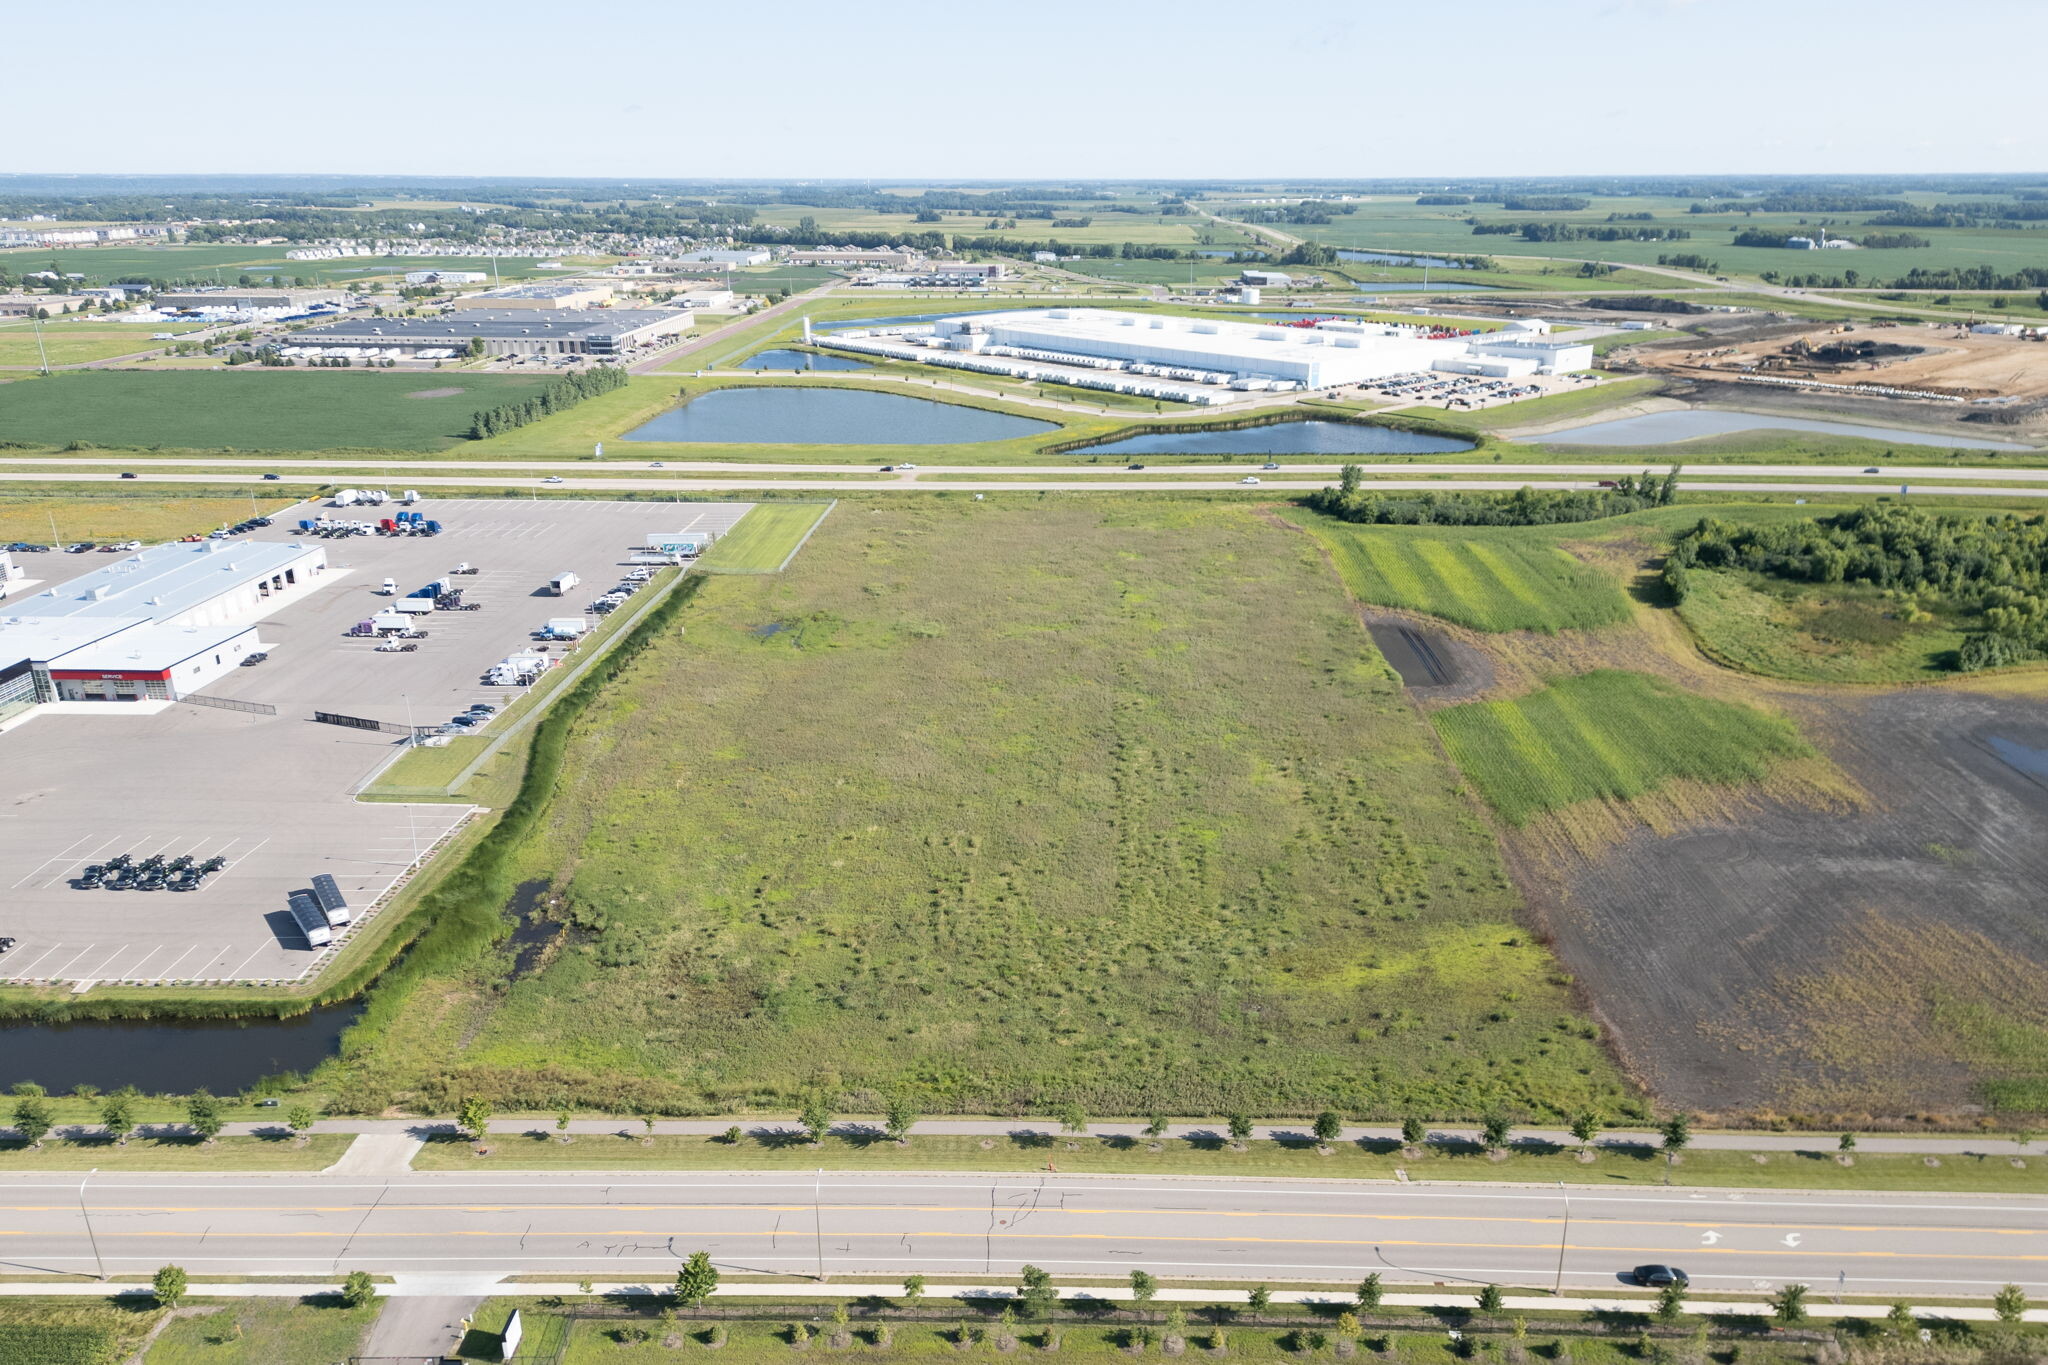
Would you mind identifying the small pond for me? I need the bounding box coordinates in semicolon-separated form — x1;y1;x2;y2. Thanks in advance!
1338;250;1473;269
737;348;870;372
1369;623;1462;688
0;1001;364;1095
1541;409;2032;452
623;387;1058;445
1082;420;1473;458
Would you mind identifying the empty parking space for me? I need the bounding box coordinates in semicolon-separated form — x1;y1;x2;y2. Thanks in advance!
0;498;753;985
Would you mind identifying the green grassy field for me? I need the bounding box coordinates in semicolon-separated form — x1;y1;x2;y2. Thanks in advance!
143;1299;380;1365
1298;516;1632;634
1247;193;2048;289
1676;570;1970;682
1432;670;1811;826
332;496;1624;1119
413;1130;2047;1192
0;319;206;368
0;1135;350;1171
0;370;556;451
696;502;833;573
0;1300;160;1365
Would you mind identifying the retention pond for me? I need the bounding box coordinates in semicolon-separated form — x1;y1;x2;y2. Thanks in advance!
623;387;1057;445
0;1001;364;1095
1082;420;1473;458
1540;409;2033;452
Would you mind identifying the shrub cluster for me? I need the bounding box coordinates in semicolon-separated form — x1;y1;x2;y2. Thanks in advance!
1304;467;1677;527
1664;505;2048;669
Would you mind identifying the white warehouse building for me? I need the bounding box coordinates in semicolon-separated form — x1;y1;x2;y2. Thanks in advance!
920;309;1593;390
0;540;328;723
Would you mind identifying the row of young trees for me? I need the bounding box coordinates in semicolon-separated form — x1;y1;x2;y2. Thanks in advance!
1303;467;1680;528
7;1082;319;1148
1473;222;1691;242
466;364;629;439
1664;505;2048;670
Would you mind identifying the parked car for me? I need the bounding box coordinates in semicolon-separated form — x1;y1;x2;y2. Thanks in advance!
239;651;269;667
1632;1265;1688;1287
65;542;95;553
0;937;14;954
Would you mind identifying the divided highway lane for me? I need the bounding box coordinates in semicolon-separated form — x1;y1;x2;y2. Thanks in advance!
1;1172;2039;1293
7;471;2048;498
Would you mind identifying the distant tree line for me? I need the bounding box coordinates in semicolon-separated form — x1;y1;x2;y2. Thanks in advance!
1656;253;1720;272
1502;196;1590;212
1663;505;2048;670
466;366;628;440
1304;467;1679;526
1691;195;1911;214
1416;194;1473;205
1236;200;1360;225
1473;221;1690;242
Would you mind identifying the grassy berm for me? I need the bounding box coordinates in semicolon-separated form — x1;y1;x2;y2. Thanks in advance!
337;496;1626;1118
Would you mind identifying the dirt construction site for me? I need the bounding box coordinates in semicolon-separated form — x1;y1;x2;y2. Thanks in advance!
1624;319;2048;426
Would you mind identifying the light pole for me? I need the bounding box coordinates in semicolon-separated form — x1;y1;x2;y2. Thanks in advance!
813;1168;826;1282
79;1169;106;1282
1550;1181;1571;1296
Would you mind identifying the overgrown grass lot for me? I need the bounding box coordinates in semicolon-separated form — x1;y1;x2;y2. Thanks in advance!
1676;570;1970;682
143;1298;380;1365
0;494;307;545
1299;517;1632;633
338;496;1624;1118
1432;671;1811;826
0;370;556;452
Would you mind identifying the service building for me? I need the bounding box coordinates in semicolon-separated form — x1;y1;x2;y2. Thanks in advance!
279;307;696;359
451;283;615;311
0;539;327;724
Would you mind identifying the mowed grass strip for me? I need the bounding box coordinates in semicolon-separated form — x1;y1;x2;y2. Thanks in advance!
1433;670;1809;825
696;502;833;573
1306;520;1630;633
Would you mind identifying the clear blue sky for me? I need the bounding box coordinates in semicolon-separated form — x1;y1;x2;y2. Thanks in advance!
11;0;2044;179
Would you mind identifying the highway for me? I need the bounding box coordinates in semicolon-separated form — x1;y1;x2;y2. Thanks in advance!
6;469;2047;499
0;1171;2039;1293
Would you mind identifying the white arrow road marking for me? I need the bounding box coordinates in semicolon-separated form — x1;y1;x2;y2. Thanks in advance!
1783;1234;1803;1247
1701;1231;1722;1245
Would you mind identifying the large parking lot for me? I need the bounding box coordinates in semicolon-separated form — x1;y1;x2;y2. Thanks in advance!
0;497;752;986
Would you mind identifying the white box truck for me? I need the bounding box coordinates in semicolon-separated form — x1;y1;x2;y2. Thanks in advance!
544;617;589;639
548;571;579;596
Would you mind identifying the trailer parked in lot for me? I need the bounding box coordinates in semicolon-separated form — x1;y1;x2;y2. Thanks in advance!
548;571;579;595
542;616;588;639
286;891;333;948
310;873;352;928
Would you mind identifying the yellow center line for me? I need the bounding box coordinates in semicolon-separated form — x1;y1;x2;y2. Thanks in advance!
0;1227;2034;1262
0;1203;2034;1239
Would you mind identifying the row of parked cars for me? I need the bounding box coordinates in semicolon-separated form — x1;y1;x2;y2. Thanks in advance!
587;568;654;615
74;853;228;893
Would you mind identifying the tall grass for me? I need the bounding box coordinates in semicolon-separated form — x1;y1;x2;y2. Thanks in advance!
1433;670;1809;825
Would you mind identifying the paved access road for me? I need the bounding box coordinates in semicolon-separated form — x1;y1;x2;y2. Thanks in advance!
1;1171;2038;1294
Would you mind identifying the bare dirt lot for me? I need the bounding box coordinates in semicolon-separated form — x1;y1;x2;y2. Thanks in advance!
1636;321;2048;402
1528;683;2048;1120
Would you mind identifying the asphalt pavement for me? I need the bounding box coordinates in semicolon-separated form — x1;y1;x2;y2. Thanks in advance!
0;1170;2038;1295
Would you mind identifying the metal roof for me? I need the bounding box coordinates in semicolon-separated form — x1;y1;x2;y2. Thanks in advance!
294;309;682;340
14;540;315;622
44;620;255;672
0;614;148;667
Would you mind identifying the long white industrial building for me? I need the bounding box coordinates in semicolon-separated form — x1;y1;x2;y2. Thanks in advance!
834;309;1593;397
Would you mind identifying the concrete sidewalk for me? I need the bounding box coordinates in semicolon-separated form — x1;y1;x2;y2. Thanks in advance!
0;1279;2037;1324
37;1116;2034;1158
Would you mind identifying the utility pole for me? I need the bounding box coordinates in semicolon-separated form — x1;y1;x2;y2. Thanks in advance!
1550;1181;1570;1296
79;1170;106;1282
30;313;50;375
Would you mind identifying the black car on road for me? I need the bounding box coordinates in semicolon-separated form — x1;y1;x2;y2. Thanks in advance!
1632;1265;1688;1287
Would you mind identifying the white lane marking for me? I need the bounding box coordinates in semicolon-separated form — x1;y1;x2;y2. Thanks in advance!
42;944;99;978
148;945;200;982
10;833;96;889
